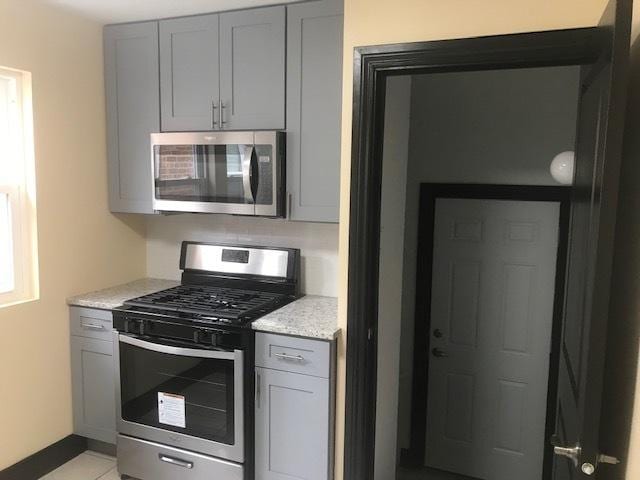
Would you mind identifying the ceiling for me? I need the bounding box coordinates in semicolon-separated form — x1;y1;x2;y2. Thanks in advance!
44;0;302;24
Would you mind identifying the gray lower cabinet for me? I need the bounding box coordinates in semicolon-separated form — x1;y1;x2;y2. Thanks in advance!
70;307;116;444
255;333;335;480
104;21;160;214
159;14;220;132
219;6;286;130
286;0;344;223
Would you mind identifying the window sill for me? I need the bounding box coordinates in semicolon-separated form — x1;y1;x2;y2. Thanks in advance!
0;293;39;309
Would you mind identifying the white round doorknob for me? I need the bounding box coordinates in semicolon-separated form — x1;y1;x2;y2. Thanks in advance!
581;462;595;475
550;150;575;185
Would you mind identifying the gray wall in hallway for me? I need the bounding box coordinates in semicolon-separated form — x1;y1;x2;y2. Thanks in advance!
395;66;581;450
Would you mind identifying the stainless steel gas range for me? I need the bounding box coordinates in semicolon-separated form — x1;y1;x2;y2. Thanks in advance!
112;242;300;480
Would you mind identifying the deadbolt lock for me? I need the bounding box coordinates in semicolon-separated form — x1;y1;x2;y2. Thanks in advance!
581;463;595;475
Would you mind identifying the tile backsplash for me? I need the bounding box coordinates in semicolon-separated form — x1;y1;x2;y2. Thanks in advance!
145;214;339;297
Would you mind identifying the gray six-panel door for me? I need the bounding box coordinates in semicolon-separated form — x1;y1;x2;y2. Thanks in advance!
159;14;220;132
219;6;285;130
255;367;331;480
286;0;343;222
104;22;159;214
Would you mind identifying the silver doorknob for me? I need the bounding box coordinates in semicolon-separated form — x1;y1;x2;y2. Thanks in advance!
551;435;581;467
431;348;448;358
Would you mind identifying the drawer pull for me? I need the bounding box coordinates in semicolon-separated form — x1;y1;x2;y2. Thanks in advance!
274;352;305;362
81;322;105;331
159;454;193;469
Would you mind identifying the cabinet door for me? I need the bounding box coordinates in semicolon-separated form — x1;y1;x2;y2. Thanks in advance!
160;14;220;132
71;336;116;444
104;22;159;214
286;0;343;222
219;6;285;130
255;367;330;480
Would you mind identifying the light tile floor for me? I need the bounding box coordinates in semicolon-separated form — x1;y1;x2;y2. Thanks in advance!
43;452;473;480
39;451;120;480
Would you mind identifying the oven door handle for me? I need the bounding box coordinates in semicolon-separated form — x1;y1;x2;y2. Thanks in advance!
119;334;240;360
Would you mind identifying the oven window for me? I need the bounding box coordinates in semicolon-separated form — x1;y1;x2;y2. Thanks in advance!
119;339;235;445
154;144;251;204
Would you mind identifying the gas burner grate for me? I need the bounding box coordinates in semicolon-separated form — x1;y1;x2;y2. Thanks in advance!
124;284;286;323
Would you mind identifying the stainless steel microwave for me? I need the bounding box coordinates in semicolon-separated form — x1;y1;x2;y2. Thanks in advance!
150;131;285;217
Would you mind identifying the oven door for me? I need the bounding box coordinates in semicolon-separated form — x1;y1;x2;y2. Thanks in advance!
151;131;281;217
114;333;245;463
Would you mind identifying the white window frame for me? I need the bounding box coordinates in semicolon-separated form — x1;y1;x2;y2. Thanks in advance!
0;66;38;307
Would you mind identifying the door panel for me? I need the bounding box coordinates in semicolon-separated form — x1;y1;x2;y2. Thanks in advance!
104;22;159;214
255;367;330;480
71;336;116;444
159;15;220;132
286;0;343;222
219;6;285;130
553;0;631;476
425;199;561;480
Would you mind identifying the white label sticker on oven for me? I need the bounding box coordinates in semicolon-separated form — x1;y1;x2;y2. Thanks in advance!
158;392;186;428
258;155;271;163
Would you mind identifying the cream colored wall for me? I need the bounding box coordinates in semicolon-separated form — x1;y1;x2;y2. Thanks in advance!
0;0;146;469
616;4;640;478
336;1;616;478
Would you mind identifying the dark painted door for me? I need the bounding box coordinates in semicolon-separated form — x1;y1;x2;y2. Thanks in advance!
553;0;631;478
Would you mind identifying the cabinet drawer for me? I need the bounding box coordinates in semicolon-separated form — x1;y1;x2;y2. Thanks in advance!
118;434;242;480
70;307;113;341
255;333;330;378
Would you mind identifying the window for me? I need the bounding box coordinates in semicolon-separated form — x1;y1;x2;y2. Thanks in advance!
0;66;38;306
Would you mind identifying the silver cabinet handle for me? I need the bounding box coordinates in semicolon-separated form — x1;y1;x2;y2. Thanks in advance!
158;454;193;469
81;322;105;331
211;100;218;129
220;102;228;128
256;370;261;408
274;352;305;361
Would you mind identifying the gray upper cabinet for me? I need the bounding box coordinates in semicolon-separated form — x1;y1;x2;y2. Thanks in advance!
160;15;220;131
219;6;286;130
286;0;343;223
104;22;159;214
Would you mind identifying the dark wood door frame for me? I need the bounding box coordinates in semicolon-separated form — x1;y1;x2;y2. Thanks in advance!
345;29;604;480
402;183;570;480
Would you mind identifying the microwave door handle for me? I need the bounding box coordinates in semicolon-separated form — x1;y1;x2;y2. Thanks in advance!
250;147;259;202
241;145;255;204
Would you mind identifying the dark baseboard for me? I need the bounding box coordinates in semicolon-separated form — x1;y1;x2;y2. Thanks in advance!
0;435;87;480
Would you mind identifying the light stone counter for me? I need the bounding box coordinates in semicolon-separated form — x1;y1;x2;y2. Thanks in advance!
252;295;340;340
66;278;179;310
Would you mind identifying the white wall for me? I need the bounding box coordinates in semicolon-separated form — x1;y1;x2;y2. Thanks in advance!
375;76;413;479
146;214;339;297
396;66;581;449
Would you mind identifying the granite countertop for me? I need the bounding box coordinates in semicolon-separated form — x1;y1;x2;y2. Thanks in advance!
67;278;179;310
252;295;340;341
